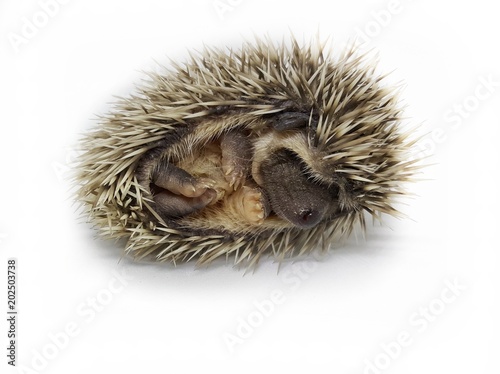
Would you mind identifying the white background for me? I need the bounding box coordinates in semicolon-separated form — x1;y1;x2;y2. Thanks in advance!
1;0;499;373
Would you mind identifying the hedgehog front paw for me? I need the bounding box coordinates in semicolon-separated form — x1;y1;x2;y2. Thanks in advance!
240;186;270;224
221;131;251;191
170;177;215;197
222;161;246;191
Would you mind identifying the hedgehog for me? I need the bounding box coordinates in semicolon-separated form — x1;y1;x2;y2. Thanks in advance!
75;36;419;266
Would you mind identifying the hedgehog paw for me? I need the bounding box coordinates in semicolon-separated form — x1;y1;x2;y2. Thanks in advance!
221;131;251;191
240;187;270;224
172;177;216;198
223;162;246;191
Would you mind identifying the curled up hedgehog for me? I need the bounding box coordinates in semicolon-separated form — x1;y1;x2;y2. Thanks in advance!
75;37;419;266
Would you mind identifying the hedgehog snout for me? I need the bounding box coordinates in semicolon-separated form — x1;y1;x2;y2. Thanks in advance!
264;183;333;229
258;148;338;229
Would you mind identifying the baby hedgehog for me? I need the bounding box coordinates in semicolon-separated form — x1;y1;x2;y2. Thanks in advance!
75;37;418;266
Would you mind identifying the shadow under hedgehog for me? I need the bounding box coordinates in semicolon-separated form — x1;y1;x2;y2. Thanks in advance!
75;37;419;266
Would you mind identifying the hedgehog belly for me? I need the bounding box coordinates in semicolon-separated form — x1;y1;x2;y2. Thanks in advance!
173;139;277;235
176;141;230;199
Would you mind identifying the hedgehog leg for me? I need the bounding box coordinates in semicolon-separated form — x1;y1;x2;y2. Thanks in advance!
151;162;217;217
225;186;270;224
152;162;215;197
153;189;217;218
221;131;252;191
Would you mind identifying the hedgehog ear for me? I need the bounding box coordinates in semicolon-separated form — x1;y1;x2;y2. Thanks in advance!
271;112;317;131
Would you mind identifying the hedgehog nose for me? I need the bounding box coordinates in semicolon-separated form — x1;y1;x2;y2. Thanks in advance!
296;209;322;228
